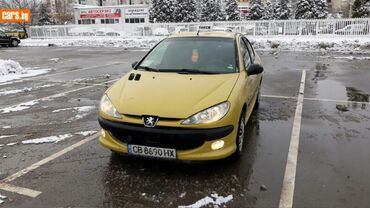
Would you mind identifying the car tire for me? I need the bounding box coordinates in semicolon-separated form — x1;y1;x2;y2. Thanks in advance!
10;39;18;47
233;111;246;158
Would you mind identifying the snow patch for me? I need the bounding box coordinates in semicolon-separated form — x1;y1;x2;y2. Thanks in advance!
0;193;7;205
0;59;50;83
52;107;72;113
0;135;16;139
75;131;97;136
22;134;73;144
6;142;17;146
2;126;11;129
178;193;233;208
53;106;95;122
1;100;39;114
333;56;370;60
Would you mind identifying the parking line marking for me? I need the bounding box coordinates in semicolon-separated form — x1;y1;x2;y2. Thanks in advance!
0;79;118;114
304;97;368;105
1;133;99;183
0;183;41;198
279;70;306;208
262;95;297;99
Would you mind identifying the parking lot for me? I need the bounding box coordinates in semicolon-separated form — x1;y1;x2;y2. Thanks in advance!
0;47;369;208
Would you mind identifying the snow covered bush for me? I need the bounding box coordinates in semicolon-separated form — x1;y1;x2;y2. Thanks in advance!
247;0;266;20
224;0;240;21
174;0;197;22
200;0;224;21
0;59;26;76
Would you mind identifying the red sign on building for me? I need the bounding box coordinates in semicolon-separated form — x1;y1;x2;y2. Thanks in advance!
80;9;121;19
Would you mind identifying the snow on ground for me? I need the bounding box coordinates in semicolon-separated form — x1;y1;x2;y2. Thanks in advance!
75;131;97;136
53;106;96;122
22;134;73;144
22;36;370;53
0;193;7;205
333;56;370;60
0;135;16;139
0;59;50;83
1;126;11;129
0;84;57;97
0;100;39;114
21;36;162;49
178;193;233;208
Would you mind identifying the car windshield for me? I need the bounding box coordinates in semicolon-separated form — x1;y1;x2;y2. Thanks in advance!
138;37;237;74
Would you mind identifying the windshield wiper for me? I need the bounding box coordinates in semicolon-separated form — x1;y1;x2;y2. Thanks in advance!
137;66;159;72
176;69;218;74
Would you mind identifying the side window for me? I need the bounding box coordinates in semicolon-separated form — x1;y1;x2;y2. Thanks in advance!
243;37;255;62
240;38;252;69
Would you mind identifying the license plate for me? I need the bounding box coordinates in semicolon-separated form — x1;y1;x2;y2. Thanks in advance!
128;144;176;159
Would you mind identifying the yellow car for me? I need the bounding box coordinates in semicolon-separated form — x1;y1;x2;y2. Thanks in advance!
98;31;263;161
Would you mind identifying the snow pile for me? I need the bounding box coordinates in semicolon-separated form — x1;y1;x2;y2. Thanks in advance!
22;37;162;49
178;193;233;208
0;59;25;75
22;36;370;53
251;36;370;52
22;134;73;144
0;193;6;205
0;59;50;83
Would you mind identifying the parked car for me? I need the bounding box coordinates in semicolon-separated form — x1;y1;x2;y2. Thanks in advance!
98;31;263;161
5;30;28;39
152;27;170;36
0;30;21;47
335;24;368;35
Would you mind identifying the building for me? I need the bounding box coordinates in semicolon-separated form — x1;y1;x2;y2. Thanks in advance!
76;0;149;6
74;4;149;24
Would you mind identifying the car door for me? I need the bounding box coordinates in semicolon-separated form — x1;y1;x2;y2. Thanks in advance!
239;36;256;119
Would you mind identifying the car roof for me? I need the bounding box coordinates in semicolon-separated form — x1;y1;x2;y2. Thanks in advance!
168;31;237;39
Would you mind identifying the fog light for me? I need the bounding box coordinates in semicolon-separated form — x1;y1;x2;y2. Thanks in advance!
101;129;106;137
211;140;224;150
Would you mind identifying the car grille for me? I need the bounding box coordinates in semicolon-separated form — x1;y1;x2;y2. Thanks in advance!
110;130;205;150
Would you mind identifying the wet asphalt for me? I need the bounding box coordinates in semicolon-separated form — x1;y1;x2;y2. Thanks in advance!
0;46;369;208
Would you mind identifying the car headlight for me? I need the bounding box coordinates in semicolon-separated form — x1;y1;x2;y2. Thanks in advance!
182;102;230;125
99;94;122;118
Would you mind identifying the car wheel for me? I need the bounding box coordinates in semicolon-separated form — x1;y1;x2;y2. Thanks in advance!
234;112;246;158
11;39;18;47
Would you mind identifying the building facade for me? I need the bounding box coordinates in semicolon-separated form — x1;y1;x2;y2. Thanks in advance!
74;4;149;24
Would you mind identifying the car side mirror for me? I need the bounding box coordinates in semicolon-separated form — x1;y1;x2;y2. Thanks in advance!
132;61;138;69
247;64;263;76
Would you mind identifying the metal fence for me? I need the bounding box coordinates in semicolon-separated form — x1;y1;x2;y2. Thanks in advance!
28;18;370;38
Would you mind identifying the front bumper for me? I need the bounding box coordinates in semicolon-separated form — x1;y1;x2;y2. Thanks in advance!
98;117;237;161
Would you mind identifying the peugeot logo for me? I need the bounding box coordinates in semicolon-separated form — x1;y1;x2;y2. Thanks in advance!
143;116;159;128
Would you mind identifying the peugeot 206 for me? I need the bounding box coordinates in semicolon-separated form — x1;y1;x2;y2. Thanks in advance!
98;31;263;161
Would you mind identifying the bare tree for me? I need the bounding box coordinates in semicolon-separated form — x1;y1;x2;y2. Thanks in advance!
54;0;74;24
0;0;41;33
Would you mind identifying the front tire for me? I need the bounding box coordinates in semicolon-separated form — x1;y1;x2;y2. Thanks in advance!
10;39;19;47
234;112;246;158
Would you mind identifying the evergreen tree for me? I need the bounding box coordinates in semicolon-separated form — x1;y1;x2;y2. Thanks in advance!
149;0;175;23
274;0;291;20
200;0;224;21
224;0;240;21
247;0;266;20
174;0;197;22
38;3;54;25
313;0;328;19
263;1;274;20
295;0;315;19
352;0;370;17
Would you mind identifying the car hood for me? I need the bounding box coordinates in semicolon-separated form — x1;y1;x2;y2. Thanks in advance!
107;71;239;119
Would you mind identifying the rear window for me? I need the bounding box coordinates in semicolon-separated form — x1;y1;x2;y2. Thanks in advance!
139;37;237;74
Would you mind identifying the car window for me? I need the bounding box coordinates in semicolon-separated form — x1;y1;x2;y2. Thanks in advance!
139;37;237;74
240;38;252;69
243;37;255;62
